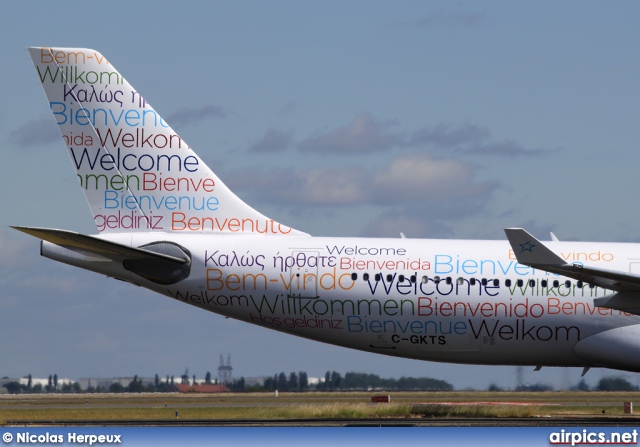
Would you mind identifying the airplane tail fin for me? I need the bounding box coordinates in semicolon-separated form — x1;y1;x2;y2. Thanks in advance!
28;47;307;236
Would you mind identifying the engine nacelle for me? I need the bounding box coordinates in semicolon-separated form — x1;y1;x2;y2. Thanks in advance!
573;324;640;372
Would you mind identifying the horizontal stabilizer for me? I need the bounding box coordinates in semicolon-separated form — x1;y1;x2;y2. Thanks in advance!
594;292;640;316
12;226;185;264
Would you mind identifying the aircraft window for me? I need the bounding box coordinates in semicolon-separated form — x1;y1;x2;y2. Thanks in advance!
445;277;452;285
457;277;464;285
493;279;499;286
553;280;559;288
481;278;487;286
517;279;523;287
421;276;428;284
577;281;583;288
399;274;405;282
434;276;441;284
410;275;416;283
541;280;547;287
505;279;511;287
363;273;369;281
386;274;393;282
564;280;571;288
529;279;535;288
351;273;357;281
470;278;476;286
375;274;381;281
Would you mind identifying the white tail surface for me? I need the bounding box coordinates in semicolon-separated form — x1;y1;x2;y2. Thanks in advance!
29;47;306;236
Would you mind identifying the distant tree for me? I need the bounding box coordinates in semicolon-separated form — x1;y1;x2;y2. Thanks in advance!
205;372;212;384
32;383;43;393
343;372;384;389
154;374;160;390
47;375;53;392
170;376;174;385
228;377;245;392
193;374;196;385
277;372;288;391
516;383;553;392
53;374;58;390
181;369;189;385
154;375;172;393
299;372;308;391
61;382;81;393
572;379;590;391
109;382;125;393
396;376;453;391
487;384;503;391
27;374;32;390
596;377;638;391
330;371;342;390
288;372;298;391
324;371;331;390
128;375;144;393
263;377;275;391
3;381;21;394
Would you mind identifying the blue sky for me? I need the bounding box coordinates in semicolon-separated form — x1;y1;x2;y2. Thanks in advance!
1;1;640;389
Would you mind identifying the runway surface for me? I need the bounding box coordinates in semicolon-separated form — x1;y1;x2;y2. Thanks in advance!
6;416;640;427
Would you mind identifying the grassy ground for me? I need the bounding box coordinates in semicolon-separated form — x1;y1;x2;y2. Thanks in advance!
1;391;639;423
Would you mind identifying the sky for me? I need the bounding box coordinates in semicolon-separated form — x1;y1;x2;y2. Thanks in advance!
1;1;640;390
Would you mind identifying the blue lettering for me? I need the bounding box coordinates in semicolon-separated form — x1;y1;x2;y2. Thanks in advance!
347;316;362;332
104;190;118;209
435;255;453;274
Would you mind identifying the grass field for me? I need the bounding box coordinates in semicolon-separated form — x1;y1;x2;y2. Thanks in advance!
1;391;639;423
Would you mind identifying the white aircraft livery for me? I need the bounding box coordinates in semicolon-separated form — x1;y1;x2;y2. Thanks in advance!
15;47;640;375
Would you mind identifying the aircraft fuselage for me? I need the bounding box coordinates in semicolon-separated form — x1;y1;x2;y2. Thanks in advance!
58;232;638;370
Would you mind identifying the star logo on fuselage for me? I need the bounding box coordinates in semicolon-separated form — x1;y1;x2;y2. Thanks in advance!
519;241;536;253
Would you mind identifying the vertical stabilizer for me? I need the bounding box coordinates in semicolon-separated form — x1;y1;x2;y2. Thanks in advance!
28;47;307;236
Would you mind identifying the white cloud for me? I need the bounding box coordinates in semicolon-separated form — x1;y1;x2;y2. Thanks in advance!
371;153;495;203
297;115;557;158
232;166;369;206
410;123;560;157
415;12;484;28
229;153;497;210
410;123;490;148
298;113;402;154
248;128;293;153
9;116;59;148
359;212;453;238
0;228;34;268
166;105;225;128
389;11;484;30
456;140;562;158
